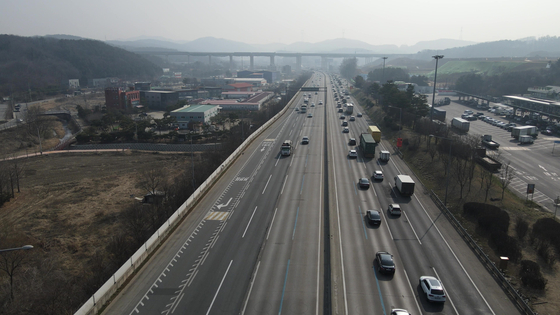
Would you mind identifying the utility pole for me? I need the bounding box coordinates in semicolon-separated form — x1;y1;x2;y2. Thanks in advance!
430;55;444;121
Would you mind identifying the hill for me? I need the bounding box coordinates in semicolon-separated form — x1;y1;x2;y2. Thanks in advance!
0;35;162;97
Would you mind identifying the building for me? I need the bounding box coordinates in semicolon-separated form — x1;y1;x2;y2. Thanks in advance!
134;82;152;91
223;83;255;92
141;90;179;110
202;91;273;111
237;70;279;84
69;79;80;89
170;105;220;130
104;87;140;111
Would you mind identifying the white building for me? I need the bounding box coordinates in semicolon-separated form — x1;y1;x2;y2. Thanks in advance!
170;105;220;130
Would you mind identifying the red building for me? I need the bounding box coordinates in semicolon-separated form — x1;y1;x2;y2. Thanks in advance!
105;87;140;110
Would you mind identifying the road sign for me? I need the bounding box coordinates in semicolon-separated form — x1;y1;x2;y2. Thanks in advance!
555;141;560;144
527;184;535;194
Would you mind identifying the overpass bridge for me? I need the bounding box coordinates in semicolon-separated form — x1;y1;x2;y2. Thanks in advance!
135;50;409;70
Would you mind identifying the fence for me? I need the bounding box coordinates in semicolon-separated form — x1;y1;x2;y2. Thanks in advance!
74;94;297;315
429;191;536;315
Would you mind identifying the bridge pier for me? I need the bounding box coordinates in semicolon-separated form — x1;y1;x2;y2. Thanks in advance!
208;55;211;66
321;56;327;70
269;56;275;70
229;55;233;69
296;55;302;70
250;55;254;70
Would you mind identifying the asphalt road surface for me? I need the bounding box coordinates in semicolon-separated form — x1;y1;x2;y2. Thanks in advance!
102;74;523;315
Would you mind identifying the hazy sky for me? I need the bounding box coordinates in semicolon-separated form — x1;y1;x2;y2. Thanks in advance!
2;0;559;46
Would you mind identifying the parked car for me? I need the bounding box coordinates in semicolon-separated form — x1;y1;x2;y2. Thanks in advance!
419;276;446;303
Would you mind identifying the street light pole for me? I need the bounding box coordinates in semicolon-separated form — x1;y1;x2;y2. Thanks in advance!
430;55;444;122
0;245;33;253
430;134;453;205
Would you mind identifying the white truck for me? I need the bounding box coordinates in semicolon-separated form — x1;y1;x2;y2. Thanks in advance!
519;135;534;144
379;150;391;162
511;126;538;139
394;175;415;196
451;117;470;132
281;140;293;156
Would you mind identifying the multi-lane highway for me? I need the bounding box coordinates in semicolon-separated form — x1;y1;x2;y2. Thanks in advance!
103;73;523;315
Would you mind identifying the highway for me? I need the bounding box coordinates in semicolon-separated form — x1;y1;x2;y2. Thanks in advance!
103;73;523;315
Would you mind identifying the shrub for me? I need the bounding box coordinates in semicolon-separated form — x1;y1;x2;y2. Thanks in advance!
515;217;529;240
535;239;556;266
490;231;522;262
531;218;560;253
519;260;547;291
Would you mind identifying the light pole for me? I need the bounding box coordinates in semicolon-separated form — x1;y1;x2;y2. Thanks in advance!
0;245;33;253
430;55;444;122
430;134;453;205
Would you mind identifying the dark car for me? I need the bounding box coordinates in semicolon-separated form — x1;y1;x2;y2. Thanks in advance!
375;251;395;274
366;210;381;225
359;177;370;189
348;138;356;145
541;128;553;135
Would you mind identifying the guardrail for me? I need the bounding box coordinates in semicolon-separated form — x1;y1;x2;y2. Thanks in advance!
74;93;298;315
429;191;536;315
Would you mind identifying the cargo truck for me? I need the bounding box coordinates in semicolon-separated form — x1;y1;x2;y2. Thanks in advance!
511;126;538;139
475;148;502;172
394;175;415;196
451;117;470;132
346;104;354;115
379;150;390;162
367;126;381;143
281;140;293;156
481;134;500;149
519;135;534;144
359;133;377;158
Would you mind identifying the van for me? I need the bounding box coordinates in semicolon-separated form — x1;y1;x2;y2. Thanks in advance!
379;150;390;162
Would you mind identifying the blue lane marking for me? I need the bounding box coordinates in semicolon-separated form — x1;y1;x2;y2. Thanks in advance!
305;154;308;167
278;260;291;315
359;206;368;240
373;266;387;314
300;174;305;195
292;207;300;240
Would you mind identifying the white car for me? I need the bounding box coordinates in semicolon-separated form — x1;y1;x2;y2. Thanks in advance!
388;204;401;216
342;127;349;133
419;276;446;303
390;309;411;315
373;170;383;180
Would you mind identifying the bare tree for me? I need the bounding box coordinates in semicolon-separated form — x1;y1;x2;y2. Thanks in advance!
0;238;33;301
140;167;167;195
452;156;473;201
482;169;494;202
500;160;516;200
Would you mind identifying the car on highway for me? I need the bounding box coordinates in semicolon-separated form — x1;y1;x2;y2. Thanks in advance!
311;103;315;107
373;170;384;180
319;100;323;105
359;177;370;189
349;116;355;121
342;127;349;133
342;121;348;126
348;150;358;158
338;108;343;113
390;309;411;315
302;136;309;144
307;113;313;118
375;251;395;274
295;107;299;111
340;114;345;119
388;204;401;216
348;138;356;145
419;276;446;303
357;112;362;117
366;210;381;225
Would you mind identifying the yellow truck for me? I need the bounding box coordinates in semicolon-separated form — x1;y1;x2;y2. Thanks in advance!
368;126;381;143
